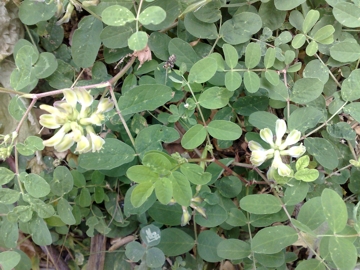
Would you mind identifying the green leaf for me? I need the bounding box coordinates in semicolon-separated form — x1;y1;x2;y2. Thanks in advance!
330;42;360;63
17;136;44;156
292;34;306;49
304;138;338;170
157;228;195;256
128;31;148;51
170;171;192;207
127;165;159;183
297;197;326;230
71;16;102;68
8;95;27;121
0;251;21;270
295;169;319;182
0;168;15;185
101;5;135;26
313;25;335;44
245;43;261;69
327;122;356;141
100;24;136;49
188;57;217;83
249;111;278;133
263;47;275;68
168;38;200;71
139;6;166;25
274;0;306;10
217;239;251;260
125;241;146;262
79;138;135;170
180;163;211;185
134;125;179;158
29;217;52;245
295;259;325;270
290;78;323;104
32;52;58;79
184;12;218;39
321;189;347;233
148;202;182;226
220;12;262;45
344;102;360;122
22;173;50;198
195;204;228;227
341;69;360;102
140;224;161;247
233;96;269;116
260;77;288;101
306;40;318;56
284;181;309;206
226;208;247;226
79;188;91;207
333;2;360;28
240;194;282;214
50;166;73;196
131;181;155;208
215;176;242;198
303;59;329;84
0;219;18;248
207;120;242;140
288;106;323;133
223;44;238;69
0;189;20;204
264;70;279;86
197;230;223;262
244;71;260;93
57;198;76;225
329;237;357;270
145;247;165;268
19;0;56;25
118;84;172;115
154;178;173;205
181;124;207;149
302;10;320;34
199;87;233;109
251;226;298;254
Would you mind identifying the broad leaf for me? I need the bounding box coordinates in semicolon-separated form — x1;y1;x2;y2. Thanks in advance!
240;194;282;214
321;189;347;233
188;57;217;83
207;120;242;140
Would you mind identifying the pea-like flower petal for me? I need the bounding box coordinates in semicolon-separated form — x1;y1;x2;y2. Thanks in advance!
88;131;105;152
39;114;62;129
97;98;114;113
75;136;91;154
54;133;75;152
260;128;275;147
63;89;78;107
43;123;71;147
280;144;306;158
75;89;93;107
250;149;274;166
275;119;287;146
280;130;301;150
248;141;264;151
277;162;292;177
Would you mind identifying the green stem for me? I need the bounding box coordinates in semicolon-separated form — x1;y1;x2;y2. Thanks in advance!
324;164;352;180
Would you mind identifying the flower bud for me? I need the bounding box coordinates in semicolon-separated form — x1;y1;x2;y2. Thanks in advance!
54;133;75;152
43;123;71;147
275;119;287;146
280;144;306;158
39;114;62;129
63;88;78;107
181;207;191;226
75;89;93;107
75;136;91;154
260;128;275;147
280;130;301;150
248;141;264;151
97;98;114;113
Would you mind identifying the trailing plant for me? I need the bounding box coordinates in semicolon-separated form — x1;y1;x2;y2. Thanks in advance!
1;0;360;269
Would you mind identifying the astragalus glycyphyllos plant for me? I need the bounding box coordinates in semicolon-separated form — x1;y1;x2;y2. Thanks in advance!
1;0;360;269
249;119;306;180
40;88;114;153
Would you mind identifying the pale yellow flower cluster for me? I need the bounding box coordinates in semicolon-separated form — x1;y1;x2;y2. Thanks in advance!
40;88;113;154
249;119;306;180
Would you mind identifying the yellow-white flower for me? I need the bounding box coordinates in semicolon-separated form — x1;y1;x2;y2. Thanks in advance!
39;88;113;154
248;119;306;180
